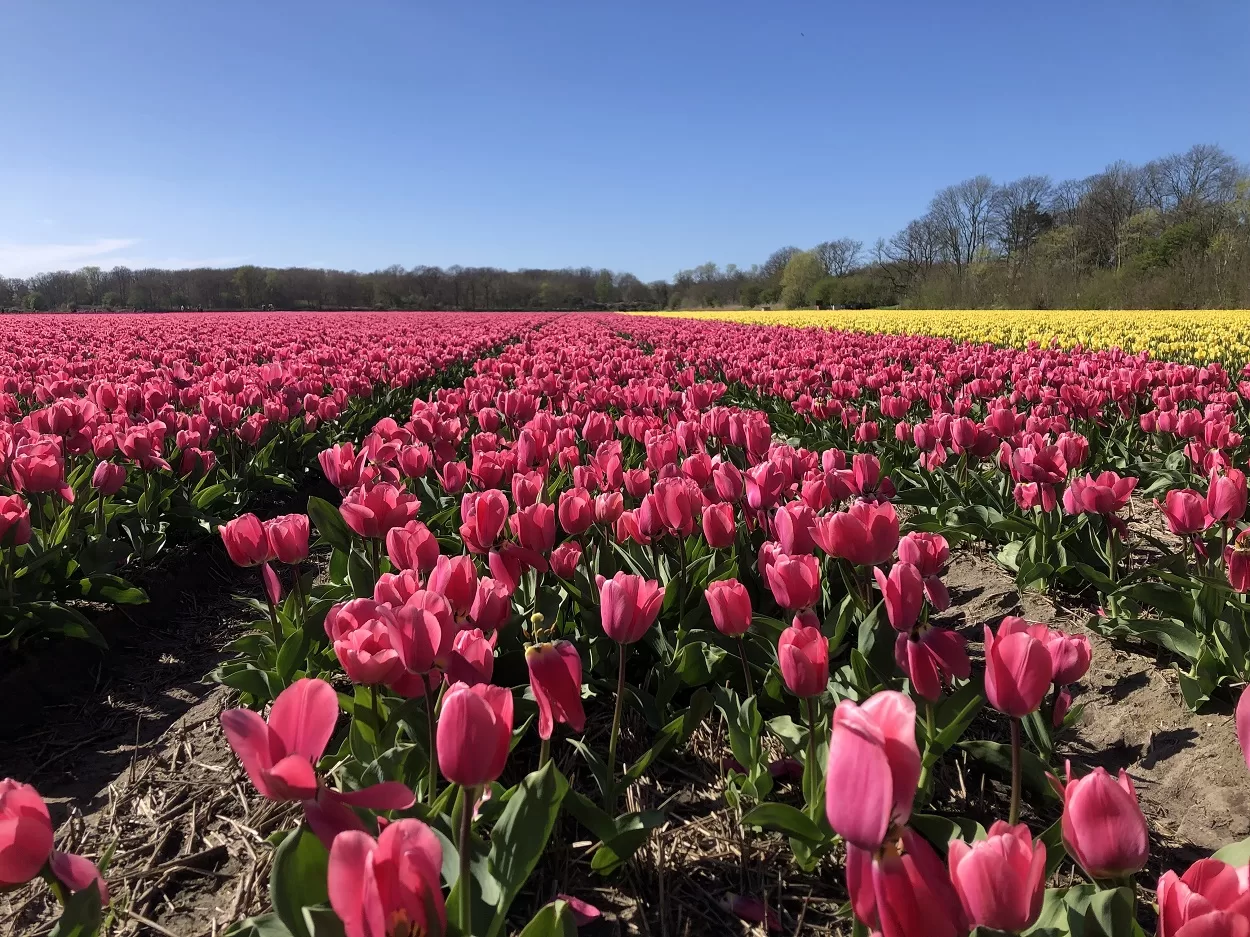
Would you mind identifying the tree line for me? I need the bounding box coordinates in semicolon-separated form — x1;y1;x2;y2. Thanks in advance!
4;142;1248;313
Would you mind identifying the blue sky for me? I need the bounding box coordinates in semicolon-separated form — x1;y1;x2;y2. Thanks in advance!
2;0;1246;281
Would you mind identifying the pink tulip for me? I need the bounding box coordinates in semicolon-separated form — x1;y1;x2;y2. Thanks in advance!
948;821;1046;932
894;626;969;702
436;682;513;786
1062;471;1137;516
774;501;816;555
701;501;737;549
1208;468;1248;524
467;577;512;631
0;778;53;886
445;628;496;686
870;828;967;937
765;553;821;610
459;489;509;554
11;437;74;502
873;562;924;632
1057;762;1149;879
653;476;700;537
511;501;556;554
777;614;828;697
1227;530;1250;593
897;531;948;578
550;540;582;578
90;461;126;496
386;520;440;573
596;572;663;644
219;513;273;567
558;487;594;535
265;513;310;564
984;621;1053;717
0;494;31;547
824;690;919;850
813;500;899;566
1156;489;1212;536
221;679;413;846
427;554;479;618
526;640;586;739
1157;858;1250;937
339;483;421;539
328;819;446;937
319;442;365;490
333;608;403;687
705;578;752;637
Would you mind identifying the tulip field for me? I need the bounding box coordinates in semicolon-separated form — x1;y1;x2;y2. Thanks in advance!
7;310;1250;937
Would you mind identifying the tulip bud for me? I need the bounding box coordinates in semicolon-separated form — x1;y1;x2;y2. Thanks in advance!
705;578;752;637
777;614;828;698
436;683;513;786
1057;762;1149;879
91;461;127;496
948;821;1046;932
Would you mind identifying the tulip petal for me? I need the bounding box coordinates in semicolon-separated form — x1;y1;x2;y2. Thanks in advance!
825;705;892;849
328;830;375;937
330;781;417;811
49;850;109;905
266;754;320;801
220;707;277;799
268;677;339;764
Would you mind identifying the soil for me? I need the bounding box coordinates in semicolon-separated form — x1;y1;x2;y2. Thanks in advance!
3;536;1245;936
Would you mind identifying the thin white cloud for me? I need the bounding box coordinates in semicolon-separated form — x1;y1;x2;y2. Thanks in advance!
0;239;246;277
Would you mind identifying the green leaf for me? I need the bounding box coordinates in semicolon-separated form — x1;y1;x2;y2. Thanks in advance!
516;901;578;937
225;914;294;937
740;802;823;843
300;906;346;937
347;548;376;599
77;574;148;604
910;813;986;853
1214;835;1250;866
48;882;103;937
1083;886;1137;937
270;826;330;937
1025;884;1098;935
1109;617;1201;661
486;762;570;932
926;687;984;768
959;740;1059;801
1039;818;1068;877
193;483;228;510
307;496;353;553
589;810;666;876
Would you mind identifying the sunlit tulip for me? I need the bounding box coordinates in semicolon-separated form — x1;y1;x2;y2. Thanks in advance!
777;614;828;697
705;578;752;637
328;819;446;937
526;640;586;739
596;572;663;644
1057;762;1149;879
264;513;310;564
948;821;1045;932
436;682;513;786
984;621;1053;717
219;513;272;567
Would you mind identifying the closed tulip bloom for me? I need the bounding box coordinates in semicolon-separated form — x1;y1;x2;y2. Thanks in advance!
373;569;423;608
90;461;126;496
1227;529;1250;593
824;690;920;850
745;461;783;510
445;628;496;686
550;540;582;579
318;442;365;490
0;778;53;886
711;460;743;502
220;513;272;567
705;578;752;637
948;821;1046;932
265;514;310;564
623;467;652;499
984;622;1053;717
511;501;557;554
774;501;817;555
872;828;967;937
593;491;625;526
437;682;513;786
11;437;73;501
596;571;663;644
439;460;468;494
873;562;924;632
1058;762;1149;879
468;577;512;631
328;819;446;937
653;476;699;537
459;489;509;554
558;487;595;535
0;494;31;547
1044;629;1092;686
427;554;479;618
813;500;899;567
765;553;821;610
777;615;828;697
701;501;736;549
1156;489;1212;536
335;616;402;687
526;640;586;739
339;483;421;539
1157;858;1250;937
386;520;440;573
1208;468;1248;524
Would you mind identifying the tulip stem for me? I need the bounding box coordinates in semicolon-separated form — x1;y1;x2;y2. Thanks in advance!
1009;717;1022;826
369;537;382;586
262;584;281;649
5;543;14;606
370;684;381;736
804;696;820;809
918;701;936;796
458;785;476;934
1105;527;1120;620
605;641;629;811
425;686;439;804
539;736;551;770
737;636;754;699
292;569;307;630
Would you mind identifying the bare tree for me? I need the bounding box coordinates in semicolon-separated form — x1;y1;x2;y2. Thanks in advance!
1079;161;1145;268
993;176;1054;262
928;175;999;271
813;238;864;277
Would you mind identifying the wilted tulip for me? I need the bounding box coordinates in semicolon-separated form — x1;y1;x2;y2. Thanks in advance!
339;483;421;539
1062;471;1137;516
526;640;586;740
813;500;899;567
1156;488;1212;536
